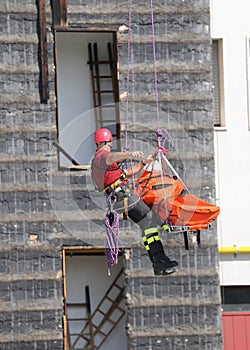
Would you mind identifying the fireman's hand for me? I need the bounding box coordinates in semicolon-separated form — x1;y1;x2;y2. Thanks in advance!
154;146;167;156
144;155;154;164
130;151;144;159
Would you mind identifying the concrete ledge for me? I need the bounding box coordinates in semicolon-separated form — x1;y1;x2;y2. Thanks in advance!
0;298;63;313
128;324;221;338
0;154;57;163
0;330;62;344
125;267;220;279
0;270;62;283
0;93;56;104
118;33;210;45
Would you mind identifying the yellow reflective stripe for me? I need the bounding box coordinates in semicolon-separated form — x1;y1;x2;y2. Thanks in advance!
145;245;150;251
142;234;160;247
161;224;169;231
147;237;155;245
144;227;158;235
147;236;160;245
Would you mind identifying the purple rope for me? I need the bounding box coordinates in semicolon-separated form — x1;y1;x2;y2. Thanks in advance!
150;3;175;154
105;211;121;275
125;0;132;151
150;0;160;130
104;190;141;275
157;128;174;152
123;0;138;192
122;140;131;152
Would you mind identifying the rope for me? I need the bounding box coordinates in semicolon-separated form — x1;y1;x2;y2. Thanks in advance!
124;0;132;151
105;211;121;275
150;0;160;130
156;128;174;152
149;2;174;154
123;0;138;192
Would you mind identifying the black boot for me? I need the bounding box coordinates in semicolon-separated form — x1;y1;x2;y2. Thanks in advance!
152;253;178;276
143;230;178;276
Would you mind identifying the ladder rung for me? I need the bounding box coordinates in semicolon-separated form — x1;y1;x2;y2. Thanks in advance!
98;329;108;337
94;90;114;93
68;318;88;321
66;303;87;307
105;318;116;325
105;296;118;303
96;104;115;108
93;75;112;79
70;332;89;337
88;60;111;64
116;306;125;312
96;309;106;315
113;284;123;290
96;120;116;124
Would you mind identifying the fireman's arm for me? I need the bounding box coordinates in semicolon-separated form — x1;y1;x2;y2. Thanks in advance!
105;151;143;165
125;155;154;177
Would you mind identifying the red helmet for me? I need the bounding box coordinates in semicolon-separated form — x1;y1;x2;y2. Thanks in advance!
94;128;113;143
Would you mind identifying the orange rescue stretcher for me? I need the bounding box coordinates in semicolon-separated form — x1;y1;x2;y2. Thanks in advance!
136;170;220;233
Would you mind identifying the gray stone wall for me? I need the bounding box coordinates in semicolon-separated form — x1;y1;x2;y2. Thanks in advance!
0;0;222;349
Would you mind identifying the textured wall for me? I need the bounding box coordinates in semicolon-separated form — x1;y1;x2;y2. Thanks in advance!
0;0;222;349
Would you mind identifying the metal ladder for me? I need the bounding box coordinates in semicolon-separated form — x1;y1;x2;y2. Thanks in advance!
65;285;95;349
87;42;120;150
72;268;125;349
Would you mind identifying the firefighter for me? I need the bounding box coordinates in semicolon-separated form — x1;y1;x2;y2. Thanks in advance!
92;128;178;275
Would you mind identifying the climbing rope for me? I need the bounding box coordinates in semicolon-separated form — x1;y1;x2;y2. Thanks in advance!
105;210;121;275
150;0;160;130
156;128;174;153
124;0;132;151
104;191;141;274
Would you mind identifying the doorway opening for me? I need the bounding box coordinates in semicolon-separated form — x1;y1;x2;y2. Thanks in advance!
62;247;127;350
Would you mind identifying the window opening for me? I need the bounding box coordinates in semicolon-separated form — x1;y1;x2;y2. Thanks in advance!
212;39;225;127
55;31;120;168
221;286;250;312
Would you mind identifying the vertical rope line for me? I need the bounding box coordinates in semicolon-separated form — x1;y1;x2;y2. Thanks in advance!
150;0;160;130
157;152;169;222
125;0;132;150
124;0;138;191
105;211;120;275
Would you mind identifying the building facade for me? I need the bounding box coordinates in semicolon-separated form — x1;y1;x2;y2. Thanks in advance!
211;0;250;348
0;0;222;349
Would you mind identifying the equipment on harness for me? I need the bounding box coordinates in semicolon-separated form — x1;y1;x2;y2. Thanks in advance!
102;174;127;194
